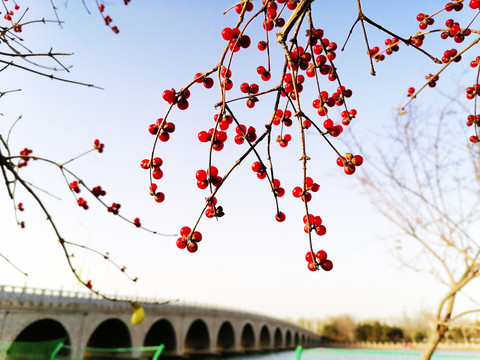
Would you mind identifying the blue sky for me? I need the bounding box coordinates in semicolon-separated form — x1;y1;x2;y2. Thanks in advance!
0;0;478;322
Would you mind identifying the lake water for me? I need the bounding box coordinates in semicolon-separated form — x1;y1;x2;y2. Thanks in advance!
200;348;480;360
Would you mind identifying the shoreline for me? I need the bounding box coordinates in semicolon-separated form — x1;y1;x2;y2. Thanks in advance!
322;342;480;352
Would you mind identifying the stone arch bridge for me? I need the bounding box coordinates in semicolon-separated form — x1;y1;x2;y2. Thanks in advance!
0;286;320;359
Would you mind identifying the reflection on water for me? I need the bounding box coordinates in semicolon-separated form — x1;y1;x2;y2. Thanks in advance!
197;348;480;360
5;345;480;360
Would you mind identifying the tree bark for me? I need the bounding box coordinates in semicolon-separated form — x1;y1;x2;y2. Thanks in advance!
420;325;448;360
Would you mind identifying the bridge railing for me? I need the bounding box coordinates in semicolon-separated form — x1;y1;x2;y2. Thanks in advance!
0;284;304;329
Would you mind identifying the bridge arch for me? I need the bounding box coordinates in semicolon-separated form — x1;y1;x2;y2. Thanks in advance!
259;325;271;350
143;318;177;356
274;327;282;349
216;321;235;353
239;323;255;351
7;318;71;360
184;319;210;354
285;330;292;348
294;332;300;346
84;318;131;358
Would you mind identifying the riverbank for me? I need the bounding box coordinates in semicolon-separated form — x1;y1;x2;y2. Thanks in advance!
324;342;480;352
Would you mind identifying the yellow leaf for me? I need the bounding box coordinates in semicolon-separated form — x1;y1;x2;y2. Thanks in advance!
130;302;145;324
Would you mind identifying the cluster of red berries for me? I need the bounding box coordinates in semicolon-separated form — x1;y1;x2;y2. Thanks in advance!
1;1;22;32
149;118;176;142
107;203;121;215
77;198;89;210
312;88;353;117
251;161;267;179
416;13;435;30
92;186;106;197
162;89;190;110
276;134;292;147
283;72;305;98
221;68;234;91
145;0;369;274
198;128;227;151
133;217;141;228
256;66;271;82
312;37;337;62
323;119;343;137
149;183;165;203
221;27;251;52
384;38;400;55
97;2;127;34
214;113;233;130
18;148;32;168
442;19;471;43
194;73;214;89
234;125;257;144
407;87;416;97
273;110;293;126
303;214;326;236
307;39;337;79
195;166;222;189
240;82;259;108
176;226;202;253
369;47;385;62
466;114;480;127
292;177;320;203
205;197;224;219
442;48;461;63
470;56;480;68
69;181;81;193
262;0;286;32
235;0;253;14
466;114;480;143
289;46;312;72
305;250;333;272
426;74;440;88
271;178;285;198
140;157;164;180
93;139;104;153
3;2;19;21
17;202;24;211
465;84;480;99
336;153;364;175
341;109;357;126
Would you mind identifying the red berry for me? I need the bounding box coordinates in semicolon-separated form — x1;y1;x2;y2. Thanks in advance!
177;98;189;110
162;89;175;103
316;250;327;261
275;211;286;222
187;242;198;253
180;226;191;237
321;259;333;271
176;238;187;249
192;231;203;242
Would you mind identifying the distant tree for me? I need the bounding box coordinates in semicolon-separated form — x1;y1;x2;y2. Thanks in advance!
357;102;480;360
355;321;404;343
394;311;432;343
414;331;427;343
320;315;356;342
385;327;405;343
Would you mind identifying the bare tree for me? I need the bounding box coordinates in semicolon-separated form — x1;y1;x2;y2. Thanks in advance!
356;102;480;360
